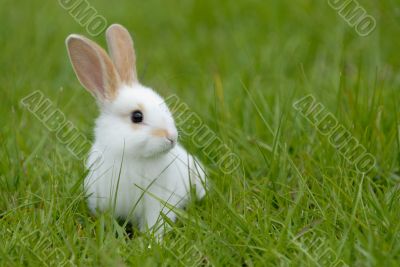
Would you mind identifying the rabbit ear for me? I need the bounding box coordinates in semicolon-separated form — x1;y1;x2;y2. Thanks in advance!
66;34;121;101
106;24;138;85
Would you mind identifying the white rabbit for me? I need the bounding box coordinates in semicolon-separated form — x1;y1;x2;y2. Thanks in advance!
65;24;206;235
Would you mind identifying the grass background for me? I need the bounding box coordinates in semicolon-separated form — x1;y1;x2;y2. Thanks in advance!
1;0;400;266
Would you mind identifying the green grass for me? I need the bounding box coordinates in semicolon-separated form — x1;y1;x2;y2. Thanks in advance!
1;0;400;266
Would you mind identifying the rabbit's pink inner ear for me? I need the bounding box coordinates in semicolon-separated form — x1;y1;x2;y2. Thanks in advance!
66;35;120;101
67;37;105;98
106;24;138;86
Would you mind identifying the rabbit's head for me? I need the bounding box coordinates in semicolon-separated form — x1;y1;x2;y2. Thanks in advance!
66;24;178;158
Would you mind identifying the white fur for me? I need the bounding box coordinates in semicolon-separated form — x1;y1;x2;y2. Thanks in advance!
85;84;206;234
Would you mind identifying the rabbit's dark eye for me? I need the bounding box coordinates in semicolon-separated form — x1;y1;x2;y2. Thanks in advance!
131;110;143;123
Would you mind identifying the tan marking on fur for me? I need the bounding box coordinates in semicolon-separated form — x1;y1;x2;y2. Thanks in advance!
137;103;144;111
131;124;140;130
66;35;120;101
152;129;168;138
106;24;138;85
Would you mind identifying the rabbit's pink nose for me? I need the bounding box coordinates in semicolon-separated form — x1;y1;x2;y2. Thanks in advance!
166;131;178;145
151;128;177;143
166;137;175;145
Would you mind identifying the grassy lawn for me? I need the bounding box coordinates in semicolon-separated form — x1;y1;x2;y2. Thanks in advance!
1;0;400;266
